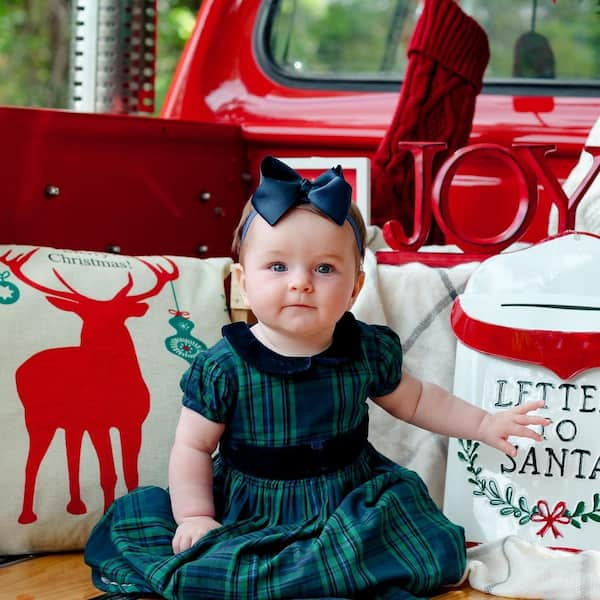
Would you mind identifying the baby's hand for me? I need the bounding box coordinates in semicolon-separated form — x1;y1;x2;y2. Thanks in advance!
477;400;550;457
172;515;221;554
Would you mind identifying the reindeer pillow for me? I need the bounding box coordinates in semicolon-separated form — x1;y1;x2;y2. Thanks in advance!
0;245;232;555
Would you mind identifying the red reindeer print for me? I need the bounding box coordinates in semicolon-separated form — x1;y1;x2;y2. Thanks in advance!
0;248;179;524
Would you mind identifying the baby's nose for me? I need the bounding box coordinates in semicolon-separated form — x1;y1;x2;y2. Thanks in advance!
289;270;313;293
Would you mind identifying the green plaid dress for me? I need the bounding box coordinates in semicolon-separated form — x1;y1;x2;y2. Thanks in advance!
85;313;465;599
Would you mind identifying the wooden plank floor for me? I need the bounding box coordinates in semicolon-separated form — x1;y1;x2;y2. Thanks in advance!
1;553;101;600
0;553;530;600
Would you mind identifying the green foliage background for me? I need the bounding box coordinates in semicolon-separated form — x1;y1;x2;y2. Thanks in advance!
270;0;600;80
0;0;200;114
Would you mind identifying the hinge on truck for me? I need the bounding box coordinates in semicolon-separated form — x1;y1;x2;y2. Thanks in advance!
69;0;157;114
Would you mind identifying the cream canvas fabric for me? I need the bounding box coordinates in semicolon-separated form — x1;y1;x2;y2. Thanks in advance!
352;245;479;506
0;245;231;554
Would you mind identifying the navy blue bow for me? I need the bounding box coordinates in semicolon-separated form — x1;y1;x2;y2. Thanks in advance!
251;156;352;226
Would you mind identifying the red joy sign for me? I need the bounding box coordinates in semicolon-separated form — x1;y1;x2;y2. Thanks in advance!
382;142;600;254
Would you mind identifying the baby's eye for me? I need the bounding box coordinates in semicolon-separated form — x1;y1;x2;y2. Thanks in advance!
315;264;334;274
269;262;287;272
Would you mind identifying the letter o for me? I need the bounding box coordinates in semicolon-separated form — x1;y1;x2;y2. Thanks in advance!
556;419;577;442
431;143;538;253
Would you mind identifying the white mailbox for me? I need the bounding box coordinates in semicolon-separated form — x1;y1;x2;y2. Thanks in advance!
444;232;600;550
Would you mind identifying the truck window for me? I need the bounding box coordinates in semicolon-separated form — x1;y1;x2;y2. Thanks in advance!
262;0;600;89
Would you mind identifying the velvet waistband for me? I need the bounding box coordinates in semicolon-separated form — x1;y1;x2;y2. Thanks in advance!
218;418;369;480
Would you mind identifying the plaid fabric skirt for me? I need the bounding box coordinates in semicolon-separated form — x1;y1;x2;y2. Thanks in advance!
85;445;465;599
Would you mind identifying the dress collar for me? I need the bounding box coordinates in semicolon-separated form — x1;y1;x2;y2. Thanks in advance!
222;312;361;375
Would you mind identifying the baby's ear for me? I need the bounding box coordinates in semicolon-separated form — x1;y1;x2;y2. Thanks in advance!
349;270;366;307
230;263;249;306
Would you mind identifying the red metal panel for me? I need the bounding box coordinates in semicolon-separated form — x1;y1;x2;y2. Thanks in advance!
0;107;249;257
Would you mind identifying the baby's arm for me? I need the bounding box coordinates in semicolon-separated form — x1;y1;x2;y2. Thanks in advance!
169;406;225;554
374;371;550;456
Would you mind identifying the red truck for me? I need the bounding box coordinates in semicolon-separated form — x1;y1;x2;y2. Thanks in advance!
1;0;600;260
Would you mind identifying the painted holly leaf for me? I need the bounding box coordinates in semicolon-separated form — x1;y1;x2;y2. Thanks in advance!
458;438;600;537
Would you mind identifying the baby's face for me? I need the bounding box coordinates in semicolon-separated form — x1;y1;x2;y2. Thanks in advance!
237;207;364;353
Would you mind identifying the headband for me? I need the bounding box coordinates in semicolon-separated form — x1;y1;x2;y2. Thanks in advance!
240;156;364;256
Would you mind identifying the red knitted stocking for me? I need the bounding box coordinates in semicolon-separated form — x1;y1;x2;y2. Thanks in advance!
371;0;490;245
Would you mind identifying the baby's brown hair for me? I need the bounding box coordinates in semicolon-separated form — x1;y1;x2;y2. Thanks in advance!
231;201;367;268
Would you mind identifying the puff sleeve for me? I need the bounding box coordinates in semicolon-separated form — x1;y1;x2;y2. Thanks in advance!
180;351;234;423
366;324;403;398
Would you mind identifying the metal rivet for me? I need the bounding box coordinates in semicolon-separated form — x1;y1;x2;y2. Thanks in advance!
106;245;121;254
197;244;209;255
241;172;252;182
45;185;60;197
213;206;225;217
198;191;211;202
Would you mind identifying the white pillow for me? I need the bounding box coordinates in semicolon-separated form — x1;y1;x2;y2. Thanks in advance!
0;245;231;554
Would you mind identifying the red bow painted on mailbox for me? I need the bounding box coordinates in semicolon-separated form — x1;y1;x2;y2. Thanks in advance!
531;500;570;538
